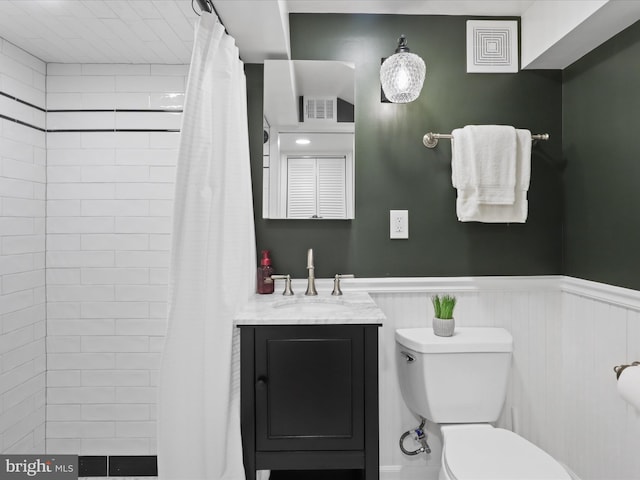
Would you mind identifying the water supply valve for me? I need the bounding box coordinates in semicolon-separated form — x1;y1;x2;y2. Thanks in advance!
399;418;431;455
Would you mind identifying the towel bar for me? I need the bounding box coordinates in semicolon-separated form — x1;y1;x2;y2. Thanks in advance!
423;131;549;149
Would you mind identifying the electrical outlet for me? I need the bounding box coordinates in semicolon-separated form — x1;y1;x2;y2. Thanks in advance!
390;210;409;239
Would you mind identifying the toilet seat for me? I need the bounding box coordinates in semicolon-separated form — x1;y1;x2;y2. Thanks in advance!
442;425;571;480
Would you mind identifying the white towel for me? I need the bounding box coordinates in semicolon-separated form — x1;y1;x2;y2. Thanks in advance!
452;125;517;205
452;126;531;223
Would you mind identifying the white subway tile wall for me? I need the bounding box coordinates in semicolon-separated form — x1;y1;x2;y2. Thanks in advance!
0;38;47;453
45;63;185;455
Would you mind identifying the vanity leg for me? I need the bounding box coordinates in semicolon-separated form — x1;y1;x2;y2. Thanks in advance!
364;326;380;480
240;327;257;480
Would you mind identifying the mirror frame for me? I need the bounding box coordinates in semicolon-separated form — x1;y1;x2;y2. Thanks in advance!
262;60;355;220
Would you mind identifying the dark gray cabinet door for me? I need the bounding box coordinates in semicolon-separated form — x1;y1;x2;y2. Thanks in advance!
240;324;379;480
254;325;364;451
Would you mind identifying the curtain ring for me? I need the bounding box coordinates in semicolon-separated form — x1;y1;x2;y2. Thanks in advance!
192;0;213;16
191;0;200;16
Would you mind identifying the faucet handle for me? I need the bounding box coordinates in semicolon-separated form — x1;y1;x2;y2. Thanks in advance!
331;274;355;296
271;274;294;296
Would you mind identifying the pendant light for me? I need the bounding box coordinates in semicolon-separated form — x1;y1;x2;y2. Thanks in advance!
380;35;426;103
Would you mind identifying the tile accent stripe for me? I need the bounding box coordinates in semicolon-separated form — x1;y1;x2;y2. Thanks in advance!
79;456;107;477
0;111;46;132
47;109;184;113
47;128;181;133
79;455;157;477
0;90;47;112
0;90;183;133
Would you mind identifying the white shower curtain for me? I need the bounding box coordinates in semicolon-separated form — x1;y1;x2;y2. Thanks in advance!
157;12;256;480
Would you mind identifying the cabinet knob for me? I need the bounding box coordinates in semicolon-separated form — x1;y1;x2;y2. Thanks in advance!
256;376;268;387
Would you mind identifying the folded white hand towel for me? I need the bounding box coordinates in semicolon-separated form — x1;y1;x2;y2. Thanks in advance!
453;128;532;223
451;125;517;205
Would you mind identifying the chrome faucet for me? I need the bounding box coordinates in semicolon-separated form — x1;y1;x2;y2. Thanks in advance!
305;248;318;296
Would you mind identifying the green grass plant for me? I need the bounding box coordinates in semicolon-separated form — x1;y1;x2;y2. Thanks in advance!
432;294;457;320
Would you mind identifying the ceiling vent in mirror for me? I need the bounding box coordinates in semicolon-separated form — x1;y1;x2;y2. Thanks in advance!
303;96;337;123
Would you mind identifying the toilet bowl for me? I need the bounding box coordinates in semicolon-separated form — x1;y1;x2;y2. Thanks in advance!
439;424;571;480
395;327;578;480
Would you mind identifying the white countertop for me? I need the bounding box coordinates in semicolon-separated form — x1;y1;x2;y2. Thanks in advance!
234;291;385;326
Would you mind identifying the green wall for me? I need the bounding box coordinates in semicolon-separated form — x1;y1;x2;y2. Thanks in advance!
563;20;640;290
248;14;563;279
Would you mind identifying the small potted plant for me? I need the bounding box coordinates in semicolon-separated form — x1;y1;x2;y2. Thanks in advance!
432;294;457;337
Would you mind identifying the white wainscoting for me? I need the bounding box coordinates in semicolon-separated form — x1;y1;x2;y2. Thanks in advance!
559;278;640;480
297;276;640;480
355;276;564;479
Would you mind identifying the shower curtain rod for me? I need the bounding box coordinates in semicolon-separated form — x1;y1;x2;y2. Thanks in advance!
192;0;243;60
193;0;227;31
194;0;213;15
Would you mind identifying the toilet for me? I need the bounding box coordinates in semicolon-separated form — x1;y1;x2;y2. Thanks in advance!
395;327;577;480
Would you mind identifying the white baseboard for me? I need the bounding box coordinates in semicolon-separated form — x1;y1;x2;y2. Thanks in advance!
380;465;440;480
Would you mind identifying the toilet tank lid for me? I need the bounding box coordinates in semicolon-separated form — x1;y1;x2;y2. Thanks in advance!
395;327;513;353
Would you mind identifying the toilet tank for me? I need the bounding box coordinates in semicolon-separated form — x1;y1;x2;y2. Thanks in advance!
395;327;513;423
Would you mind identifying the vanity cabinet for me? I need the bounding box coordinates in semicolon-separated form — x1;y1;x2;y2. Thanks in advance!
239;324;380;480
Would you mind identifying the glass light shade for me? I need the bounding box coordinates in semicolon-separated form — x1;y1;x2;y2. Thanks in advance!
380;51;426;104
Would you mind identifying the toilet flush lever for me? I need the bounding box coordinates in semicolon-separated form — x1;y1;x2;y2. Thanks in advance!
400;351;415;363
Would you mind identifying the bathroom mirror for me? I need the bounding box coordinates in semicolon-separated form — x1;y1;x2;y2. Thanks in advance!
263;60;355;219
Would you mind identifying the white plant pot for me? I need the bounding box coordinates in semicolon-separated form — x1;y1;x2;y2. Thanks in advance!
433;317;455;337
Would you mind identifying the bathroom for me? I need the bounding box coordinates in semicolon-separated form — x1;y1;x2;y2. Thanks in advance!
0;0;639;479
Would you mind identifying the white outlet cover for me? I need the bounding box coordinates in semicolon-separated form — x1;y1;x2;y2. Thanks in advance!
390;210;408;239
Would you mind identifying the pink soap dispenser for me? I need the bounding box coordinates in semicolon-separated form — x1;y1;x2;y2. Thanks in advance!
257;250;275;294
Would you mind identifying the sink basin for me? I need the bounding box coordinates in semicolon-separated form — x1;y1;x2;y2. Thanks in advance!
272;297;348;313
